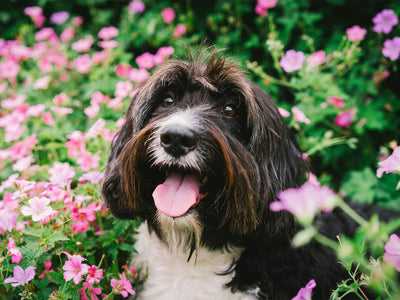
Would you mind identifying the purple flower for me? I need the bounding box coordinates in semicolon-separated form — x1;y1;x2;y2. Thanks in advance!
280;50;305;73
382;37;400;61
346;25;367;42
270;182;336;225
377;146;400;178
373;9;398;34
383;234;400;271
50;11;69;24
292;279;316;300
0;213;18;232
4;266;36;287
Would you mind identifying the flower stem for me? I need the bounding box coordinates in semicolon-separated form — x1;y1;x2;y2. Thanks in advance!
314;232;339;250
338;201;369;228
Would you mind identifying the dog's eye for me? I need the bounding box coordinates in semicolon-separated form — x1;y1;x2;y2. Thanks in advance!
222;105;237;117
161;97;175;107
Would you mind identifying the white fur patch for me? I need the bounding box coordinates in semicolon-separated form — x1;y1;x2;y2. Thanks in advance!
133;222;259;300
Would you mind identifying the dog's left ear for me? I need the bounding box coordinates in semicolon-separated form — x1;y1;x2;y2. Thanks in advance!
247;83;306;204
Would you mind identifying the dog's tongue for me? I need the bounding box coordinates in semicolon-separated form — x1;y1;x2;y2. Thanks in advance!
152;173;200;217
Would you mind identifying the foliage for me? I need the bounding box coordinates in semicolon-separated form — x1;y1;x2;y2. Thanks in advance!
0;0;399;299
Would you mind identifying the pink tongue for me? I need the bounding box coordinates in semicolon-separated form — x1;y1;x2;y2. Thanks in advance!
152;173;200;217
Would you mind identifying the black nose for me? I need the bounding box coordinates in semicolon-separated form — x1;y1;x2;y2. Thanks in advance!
160;126;198;157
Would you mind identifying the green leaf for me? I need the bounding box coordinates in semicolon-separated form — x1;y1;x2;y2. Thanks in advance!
19;246;43;269
341;168;379;204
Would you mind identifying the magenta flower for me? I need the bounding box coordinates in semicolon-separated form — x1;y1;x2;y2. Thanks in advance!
71;201;101;232
382;37;400;61
35;28;56;41
5;266;36;287
63;252;90;284
334;108;355;128
377;146;400;178
74;54;92;74
39;260;54;279
48;161;75;188
280;50;305;73
98;26;119;40
24;6;45;28
270;182;336;225
128;0;145;13
72;39;93;52
327;96;345;108
292;279;316;300
255;0;278;16
50;11;69;24
0;60;20;81
162;8;175;23
110;273;136;298
8;237;22;263
86;265;104;284
61;27;75;42
173;24;187;38
136;52;155;69
383;234;400;271
373;9;398;34
20;196;55;222
307;50;325;68
346;25;367;42
292;107;311;124
79;282;102;300
77;151;100;172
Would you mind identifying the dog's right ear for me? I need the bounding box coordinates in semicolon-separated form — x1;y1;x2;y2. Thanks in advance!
101;99;145;219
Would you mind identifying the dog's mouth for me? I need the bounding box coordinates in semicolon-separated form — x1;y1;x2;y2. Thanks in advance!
151;168;208;217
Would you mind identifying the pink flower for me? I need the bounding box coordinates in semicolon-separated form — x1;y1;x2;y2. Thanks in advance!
13;156;35;172
1;95;26;110
77;151;100;172
280;50;305;73
292;107;311;124
91;91;107;105
48;161;75;188
292;279;316;300
73;16;83;26
92;51;108;65
24;7;45;28
155;46;175;64
79;171;105;184
50;11;69;24
377;146;400;178
7;135;37;162
61;27;75;42
346;25;367;42
79;282;102;300
115;63;132;78
173;24;187;38
383;234;400;271
39;260;54;279
334;108;356;128
74;54;92;74
84;104;100;118
51;106;73;116
0;213;18;232
71;39;93;52
136;52;155;69
270;182;336;225
255;4;268;16
98;40;119;49
33;75;51;90
258;0;278;9
382;37;400;61
373;9;398;34
307;50;325;67
86;266;104;284
0;60;20;81
85;118;106;139
98;26;119;40
8;237;22;263
110;273;136;298
278;107;290;117
53;93;69;105
63;252;90;284
115;81;133;98
27;104;46;117
4;266;36;287
20;196;55;222
42;112;55;126
162;8;175;23
71;202;101;232
35;28;56;41
128;0;145;13
327;96;345;108
128;68;149;83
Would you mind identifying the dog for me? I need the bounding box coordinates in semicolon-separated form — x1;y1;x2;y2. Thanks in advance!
101;51;395;299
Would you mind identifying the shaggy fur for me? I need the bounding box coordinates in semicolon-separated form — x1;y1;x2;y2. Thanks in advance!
102;51;396;299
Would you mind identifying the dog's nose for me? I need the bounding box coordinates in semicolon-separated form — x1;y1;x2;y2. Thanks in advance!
160;126;198;157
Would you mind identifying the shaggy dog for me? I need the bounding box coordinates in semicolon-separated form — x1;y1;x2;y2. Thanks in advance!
102;52;393;299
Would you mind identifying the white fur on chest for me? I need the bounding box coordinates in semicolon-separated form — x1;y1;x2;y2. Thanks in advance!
133;222;258;300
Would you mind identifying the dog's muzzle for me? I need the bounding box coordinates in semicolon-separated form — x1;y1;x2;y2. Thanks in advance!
160;125;198;158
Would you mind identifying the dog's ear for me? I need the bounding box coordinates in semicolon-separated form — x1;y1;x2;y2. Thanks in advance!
247;84;306;204
101;98;147;219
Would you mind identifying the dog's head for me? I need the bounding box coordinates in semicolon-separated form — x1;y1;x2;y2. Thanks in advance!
102;51;305;250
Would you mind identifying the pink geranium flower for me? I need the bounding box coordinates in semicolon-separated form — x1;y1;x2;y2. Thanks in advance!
346;25;367;42
39;260;54;279
61;27;75;42
162;8;175;23
86;265;104;284
35;28;56;41
79;282;102;300
110;273;136;298
128;0;145;13
383;234;400;271
79;171;105;185
24;7;45;28
382;37;400;61
72;39;93;52
50;11;69;24
377;146;400;178
63;252;90;284
280;50;305;73
0;60;20;82
85;118;106;139
74;54;92;74
278;107;290;117
307;50;325;68
334;108;355;128
173;24;187;38
136;52;155;69
71;201;101;232
98;26;119;40
8;237;22;263
0;213;18;233
373;9;398;34
128;68;149;83
48;161;75;188
270;182;336;225
84;104;100;118
4;266;36;287
327;96;345;108
77;151;100;172
115;63;132;78
292;107;311;124
292;279;316;300
33;75;51;90
20;196;55;222
51;106;73;116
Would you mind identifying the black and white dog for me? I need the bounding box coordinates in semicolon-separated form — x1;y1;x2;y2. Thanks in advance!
102;51;393;299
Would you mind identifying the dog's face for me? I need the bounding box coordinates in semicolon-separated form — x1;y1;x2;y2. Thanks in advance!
102;53;305;252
